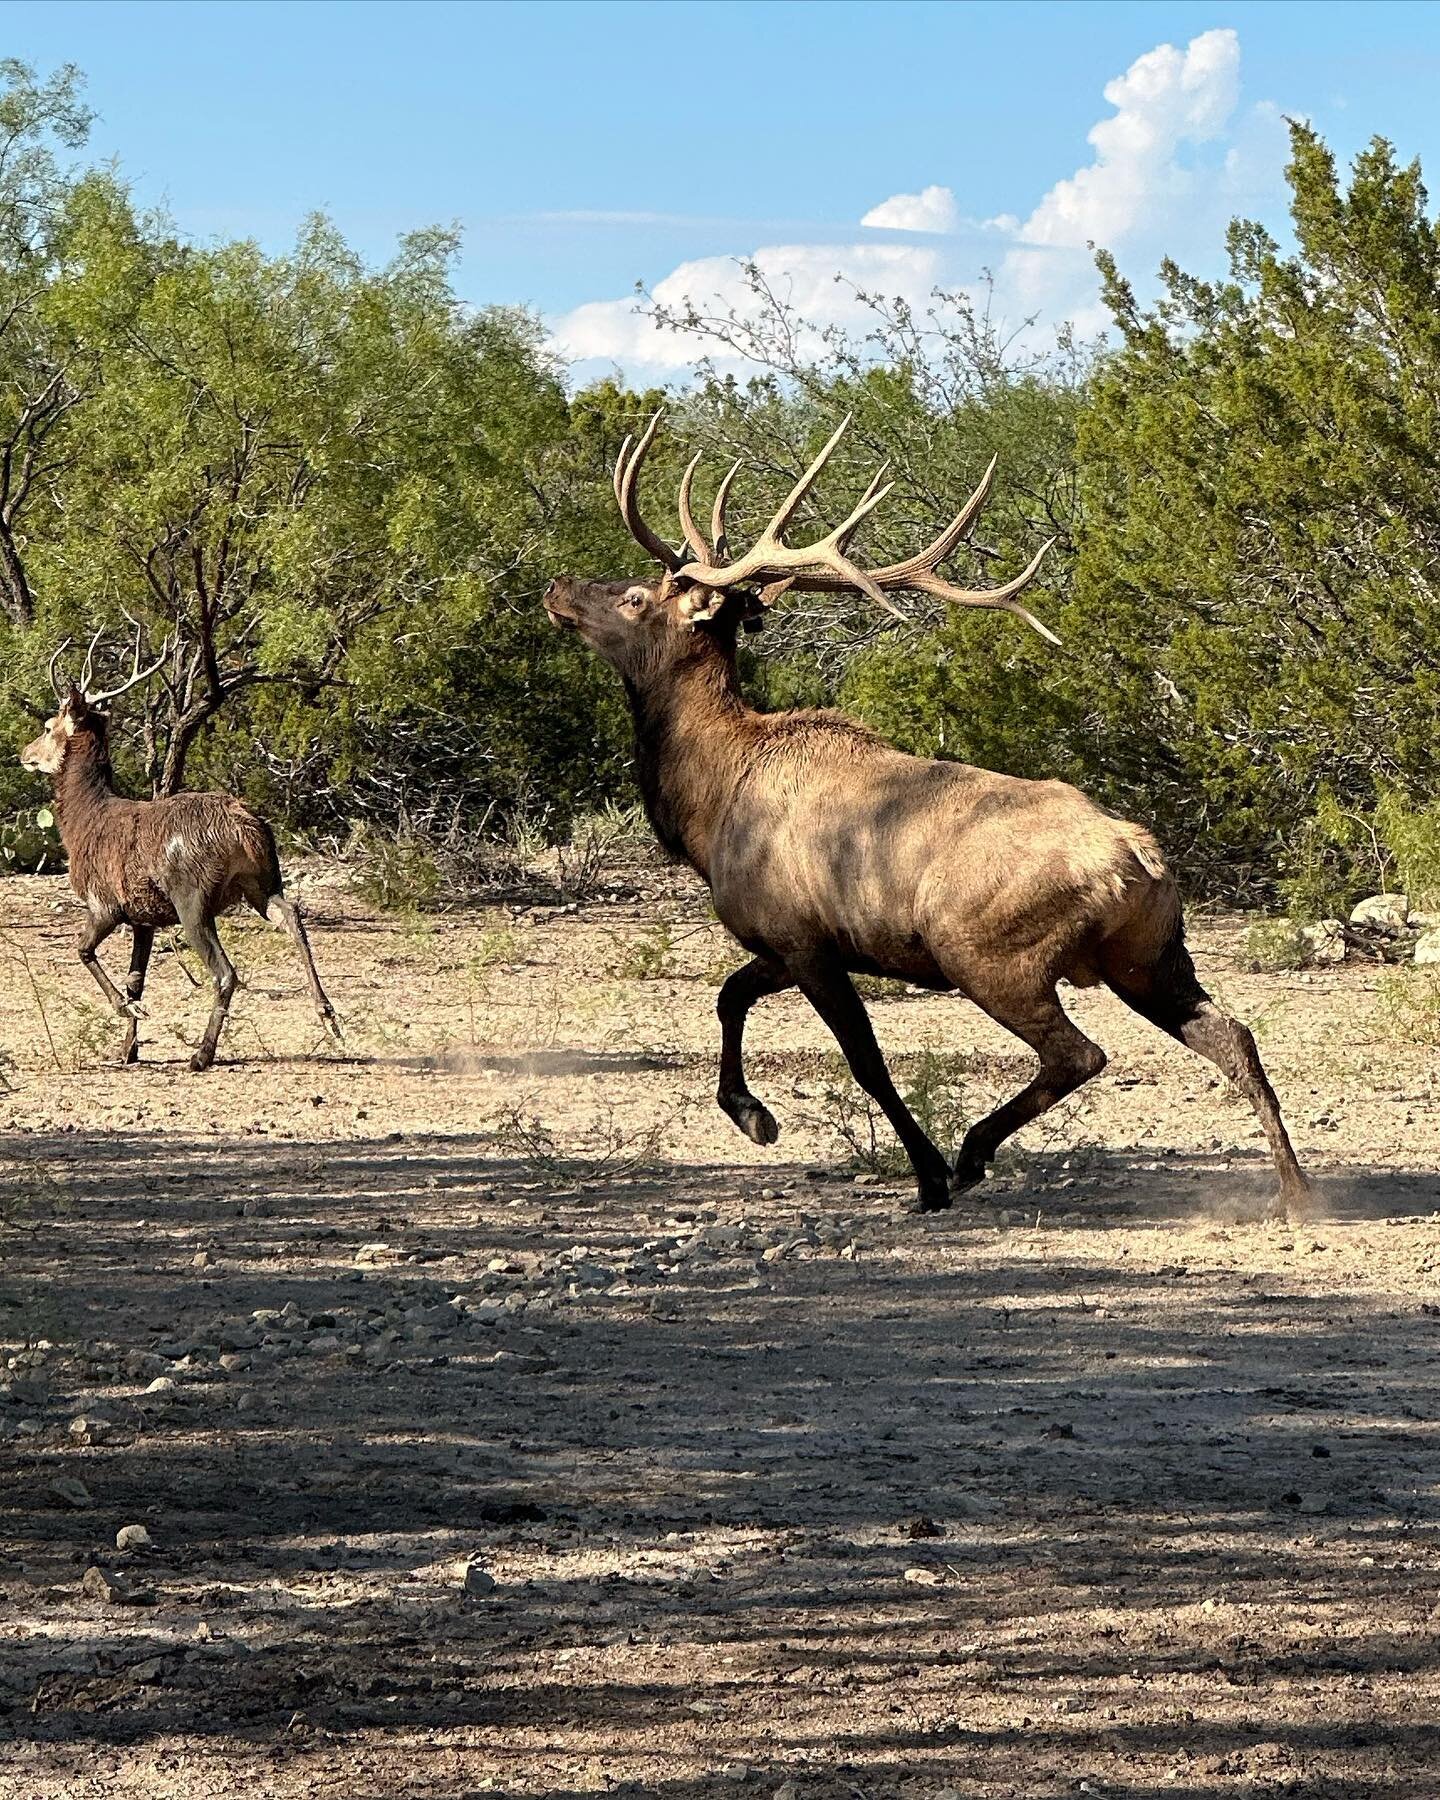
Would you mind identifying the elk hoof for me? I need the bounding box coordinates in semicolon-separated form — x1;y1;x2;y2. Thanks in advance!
121;1043;140;1067
721;1094;779;1146
949;1163;987;1200
908;1183;953;1215
189;1050;215;1074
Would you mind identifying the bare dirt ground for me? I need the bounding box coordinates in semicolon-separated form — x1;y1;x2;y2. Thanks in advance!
2;864;1439;1800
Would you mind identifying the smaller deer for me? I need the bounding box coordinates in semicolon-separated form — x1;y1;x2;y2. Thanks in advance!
19;634;342;1071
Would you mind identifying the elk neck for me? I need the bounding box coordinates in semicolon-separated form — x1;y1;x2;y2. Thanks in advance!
52;726;121;847
624;625;760;877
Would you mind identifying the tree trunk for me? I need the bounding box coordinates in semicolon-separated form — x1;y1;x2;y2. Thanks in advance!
156;704;217;796
0;527;34;626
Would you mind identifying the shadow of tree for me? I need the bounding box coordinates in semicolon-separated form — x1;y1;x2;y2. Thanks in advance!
2;1127;1439;1796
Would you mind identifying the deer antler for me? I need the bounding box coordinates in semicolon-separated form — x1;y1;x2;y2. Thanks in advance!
84;618;173;708
612;414;1058;645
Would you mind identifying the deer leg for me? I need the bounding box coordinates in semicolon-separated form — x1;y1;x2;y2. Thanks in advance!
951;991;1107;1195
716;956;792;1145
178;904;237;1074
788;950;952;1213
262;894;343;1041
120;926;155;1065
78;912;127;1013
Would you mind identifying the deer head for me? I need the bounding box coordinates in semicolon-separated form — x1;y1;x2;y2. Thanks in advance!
19;628;169;776
543;413;1058;678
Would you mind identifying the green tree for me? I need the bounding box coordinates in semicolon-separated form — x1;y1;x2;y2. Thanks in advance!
1075;122;1440;886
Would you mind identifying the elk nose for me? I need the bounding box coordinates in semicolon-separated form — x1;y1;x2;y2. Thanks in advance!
542;577;577;625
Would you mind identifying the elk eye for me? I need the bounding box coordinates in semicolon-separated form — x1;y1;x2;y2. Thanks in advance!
620;587;649;611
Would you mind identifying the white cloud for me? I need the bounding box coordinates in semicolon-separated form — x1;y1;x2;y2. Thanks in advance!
860;185;959;234
554;241;942;372
548;28;1287;381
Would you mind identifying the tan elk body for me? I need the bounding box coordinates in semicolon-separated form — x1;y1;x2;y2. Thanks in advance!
545;418;1310;1217
20;638;341;1070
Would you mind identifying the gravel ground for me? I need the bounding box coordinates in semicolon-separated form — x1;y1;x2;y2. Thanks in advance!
3;868;1439;1799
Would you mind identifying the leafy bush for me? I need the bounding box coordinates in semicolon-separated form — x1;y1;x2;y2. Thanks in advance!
612;920;675;980
346;825;441;913
1241;919;1309;974
1378;969;1440;1048
821;1043;973;1177
1;807;60;874
1375;793;1440;913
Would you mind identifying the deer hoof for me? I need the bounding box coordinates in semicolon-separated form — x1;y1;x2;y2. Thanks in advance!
721;1094;779;1146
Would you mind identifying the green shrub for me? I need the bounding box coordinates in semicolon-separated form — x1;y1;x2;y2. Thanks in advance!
612;920;675;980
1241;918;1309;973
821;1042;973;1177
1378;968;1440;1048
347;825;441;913
1;807;61;874
1375;792;1440;912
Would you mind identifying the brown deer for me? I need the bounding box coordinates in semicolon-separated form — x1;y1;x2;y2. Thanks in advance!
19;635;342;1071
544;416;1310;1219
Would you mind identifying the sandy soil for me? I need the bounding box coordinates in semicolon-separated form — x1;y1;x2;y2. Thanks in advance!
2;865;1439;1800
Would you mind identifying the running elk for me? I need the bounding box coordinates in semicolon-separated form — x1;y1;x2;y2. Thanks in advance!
543;416;1310;1219
19;634;342;1070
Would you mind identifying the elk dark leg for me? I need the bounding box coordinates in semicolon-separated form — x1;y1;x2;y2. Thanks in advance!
951;990;1108;1196
716;956;792;1145
1101;926;1310;1220
120;926;154;1065
1111;983;1310;1219
262;894;343;1040
178;904;237;1073
788;949;951;1213
1176;1004;1310;1218
78;912;127;1012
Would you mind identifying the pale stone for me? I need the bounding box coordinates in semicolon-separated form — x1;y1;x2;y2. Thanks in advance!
1350;893;1409;932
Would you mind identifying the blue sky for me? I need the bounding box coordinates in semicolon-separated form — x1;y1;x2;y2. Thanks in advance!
7;1;1440;379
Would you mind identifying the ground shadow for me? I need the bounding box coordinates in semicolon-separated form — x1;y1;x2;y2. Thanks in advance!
2;1126;1439;1795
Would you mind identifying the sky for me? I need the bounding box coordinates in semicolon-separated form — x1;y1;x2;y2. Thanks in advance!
7;0;1440;383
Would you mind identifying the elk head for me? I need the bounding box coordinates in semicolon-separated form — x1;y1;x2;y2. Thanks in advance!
543;413;1059;678
19;629;169;776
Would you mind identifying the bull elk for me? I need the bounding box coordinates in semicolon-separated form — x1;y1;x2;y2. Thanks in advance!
544;416;1310;1219
19;633;342;1070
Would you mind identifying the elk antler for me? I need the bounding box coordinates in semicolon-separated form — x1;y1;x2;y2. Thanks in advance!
84;618;173;708
613;412;684;573
612;413;1059;645
48;639;73;698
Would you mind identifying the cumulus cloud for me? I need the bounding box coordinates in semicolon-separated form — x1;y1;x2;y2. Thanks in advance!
996;27;1283;334
860;184;960;234
555;241;943;372
548;28;1286;379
